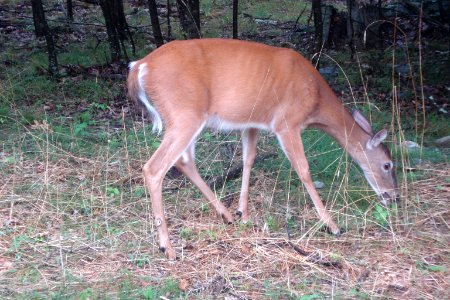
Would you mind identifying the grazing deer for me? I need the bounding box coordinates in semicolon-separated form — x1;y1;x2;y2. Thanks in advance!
127;39;399;260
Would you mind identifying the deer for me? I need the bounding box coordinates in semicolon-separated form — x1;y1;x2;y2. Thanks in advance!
127;38;399;260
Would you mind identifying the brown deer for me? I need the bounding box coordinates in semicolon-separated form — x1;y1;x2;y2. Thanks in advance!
127;39;399;260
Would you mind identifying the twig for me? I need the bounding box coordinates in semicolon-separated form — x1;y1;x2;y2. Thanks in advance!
286;241;342;268
292;5;308;31
285;223;342;268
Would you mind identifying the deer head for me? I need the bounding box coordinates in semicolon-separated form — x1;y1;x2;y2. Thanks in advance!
353;109;400;206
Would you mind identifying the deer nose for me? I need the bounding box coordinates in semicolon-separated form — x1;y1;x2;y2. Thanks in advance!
381;192;400;205
382;192;390;199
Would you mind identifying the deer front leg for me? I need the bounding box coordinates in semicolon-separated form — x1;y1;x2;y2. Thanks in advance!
175;143;233;223
276;130;340;235
236;128;259;223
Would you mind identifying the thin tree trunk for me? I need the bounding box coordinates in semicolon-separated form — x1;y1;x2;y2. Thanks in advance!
148;0;164;47
377;0;383;48
312;0;323;54
233;0;238;39
67;0;74;21
176;0;200;39
167;0;172;39
99;0;135;61
117;0;135;55
99;0;122;62
437;0;449;25
190;0;200;37
346;0;356;57
31;0;58;77
31;0;45;37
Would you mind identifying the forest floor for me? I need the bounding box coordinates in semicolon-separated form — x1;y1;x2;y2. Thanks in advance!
0;0;449;299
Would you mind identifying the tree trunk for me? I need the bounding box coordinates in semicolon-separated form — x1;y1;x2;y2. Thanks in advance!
167;0;172;39
98;0;135;62
233;0;238;39
312;0;323;54
67;0;74;21
346;0;356;57
437;0;449;25
176;0;200;39
117;0;136;55
31;0;58;77
31;0;46;37
99;0;122;62
377;0;383;48
148;0;164;47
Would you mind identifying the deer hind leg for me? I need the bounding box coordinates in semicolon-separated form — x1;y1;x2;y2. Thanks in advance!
275;129;340;235
175;143;234;223
143;121;205;260
236;128;259;223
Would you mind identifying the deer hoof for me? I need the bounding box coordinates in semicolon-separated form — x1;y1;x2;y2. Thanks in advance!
221;212;234;224
161;245;176;260
327;227;341;236
235;210;250;223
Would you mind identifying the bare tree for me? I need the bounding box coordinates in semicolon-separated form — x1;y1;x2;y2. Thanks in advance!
346;0;356;57
67;0;74;21
167;0;172;39
233;0;238;39
98;0;135;62
312;0;323;55
31;0;58;77
176;0;200;39
31;0;46;37
148;0;164;47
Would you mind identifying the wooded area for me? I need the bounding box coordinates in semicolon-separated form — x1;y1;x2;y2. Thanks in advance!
0;0;449;299
26;0;450;76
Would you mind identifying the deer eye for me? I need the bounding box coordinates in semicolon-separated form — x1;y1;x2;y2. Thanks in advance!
383;162;392;171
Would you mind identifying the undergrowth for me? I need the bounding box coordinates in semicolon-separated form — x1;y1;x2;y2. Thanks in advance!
0;0;449;299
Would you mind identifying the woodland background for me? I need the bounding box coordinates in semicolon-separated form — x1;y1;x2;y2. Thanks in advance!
0;0;449;299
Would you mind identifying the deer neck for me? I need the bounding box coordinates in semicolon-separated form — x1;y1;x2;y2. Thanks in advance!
313;102;370;165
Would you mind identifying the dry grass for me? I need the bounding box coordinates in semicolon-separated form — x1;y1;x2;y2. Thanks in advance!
0;120;449;299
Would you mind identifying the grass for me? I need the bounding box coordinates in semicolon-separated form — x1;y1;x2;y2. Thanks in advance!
1;0;449;299
1;103;448;298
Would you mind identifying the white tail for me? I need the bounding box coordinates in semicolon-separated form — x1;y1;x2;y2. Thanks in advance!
127;39;399;259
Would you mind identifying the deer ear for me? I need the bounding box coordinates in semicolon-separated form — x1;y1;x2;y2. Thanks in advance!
352;109;373;135
367;129;388;150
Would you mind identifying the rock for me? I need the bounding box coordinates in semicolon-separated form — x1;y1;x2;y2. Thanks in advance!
255;19;277;25
314;181;325;189
402;141;420;150
319;66;339;81
435;136;450;147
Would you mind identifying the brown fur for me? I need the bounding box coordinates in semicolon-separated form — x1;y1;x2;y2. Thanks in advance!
127;39;399;259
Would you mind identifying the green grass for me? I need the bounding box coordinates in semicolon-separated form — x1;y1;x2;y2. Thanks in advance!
242;0;310;23
199;0;309;38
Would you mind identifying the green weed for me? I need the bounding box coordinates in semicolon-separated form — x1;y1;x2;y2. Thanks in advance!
180;227;195;240
298;294;322;300
416;261;448;273
130;254;151;268
348;288;370;299
107;186;121;197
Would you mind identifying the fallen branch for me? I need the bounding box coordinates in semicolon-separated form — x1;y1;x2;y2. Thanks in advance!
286;241;343;268
285;223;342;268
